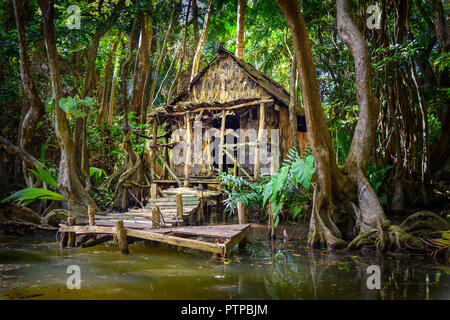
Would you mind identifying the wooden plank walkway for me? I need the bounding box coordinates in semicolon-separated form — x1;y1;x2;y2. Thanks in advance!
57;187;249;256
59;220;250;256
143;187;221;226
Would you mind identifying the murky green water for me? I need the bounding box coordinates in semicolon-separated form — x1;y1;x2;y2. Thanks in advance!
0;225;449;300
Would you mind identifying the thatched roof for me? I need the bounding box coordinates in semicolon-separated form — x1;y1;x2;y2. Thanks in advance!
149;48;295;123
171;48;290;107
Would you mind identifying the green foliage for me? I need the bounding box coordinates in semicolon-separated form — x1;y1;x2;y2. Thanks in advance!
1;165;68;206
90;167;107;185
366;164;393;204
219;148;315;227
1;188;69;206
58;96;93;119
29;165;58;189
89;187;114;211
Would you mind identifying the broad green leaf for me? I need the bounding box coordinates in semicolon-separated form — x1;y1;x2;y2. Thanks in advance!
29;165;58;189
1;188;69;205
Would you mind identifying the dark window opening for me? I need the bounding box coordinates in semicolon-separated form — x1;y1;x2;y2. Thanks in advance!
297;115;307;132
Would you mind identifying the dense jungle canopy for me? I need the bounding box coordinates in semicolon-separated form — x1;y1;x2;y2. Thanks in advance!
0;0;448;255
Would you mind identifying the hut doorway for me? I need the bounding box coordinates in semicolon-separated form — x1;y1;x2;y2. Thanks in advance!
212;113;240;173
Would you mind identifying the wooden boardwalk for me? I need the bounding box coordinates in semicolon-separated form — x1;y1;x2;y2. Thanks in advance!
59;221;250;256
57;187;249;256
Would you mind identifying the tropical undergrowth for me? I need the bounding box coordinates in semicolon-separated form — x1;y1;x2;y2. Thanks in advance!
218;147;315;227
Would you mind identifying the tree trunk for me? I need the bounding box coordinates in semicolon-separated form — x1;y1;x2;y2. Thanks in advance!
130;12;153;122
289;54;299;151
148;2;176;113
13;0;45;187
99;40;119;137
37;0;99;213
121;19;138;127
337;0;386;234
235;0;246;59
278;0;346;249
192;0;199;47
190;0;214;81
167;0;191;103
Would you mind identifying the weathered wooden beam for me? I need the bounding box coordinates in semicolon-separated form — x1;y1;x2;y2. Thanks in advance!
81;234;112;248
150;183;157;199
150;117;158;180
149;99;274;117
237;202;249;250
176;193;183;220
184;111;192;187
223;148;252;180
254;102;265;179
88;205;95;226
224;225;251;255
67;213;76;248
156;154;182;186
114;220;129;254
218;109;226;172
152;207;161;228
126;228;225;254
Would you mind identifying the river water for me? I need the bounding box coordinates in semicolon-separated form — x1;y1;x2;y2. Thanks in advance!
0;225;448;300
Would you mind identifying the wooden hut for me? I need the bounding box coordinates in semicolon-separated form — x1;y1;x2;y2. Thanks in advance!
149;48;308;188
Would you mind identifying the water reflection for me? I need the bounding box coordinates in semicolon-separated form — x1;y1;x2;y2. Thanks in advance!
0;229;448;300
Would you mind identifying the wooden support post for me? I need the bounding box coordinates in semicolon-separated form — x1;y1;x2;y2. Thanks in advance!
237;202;247;224
176;193;183;221
254;103;265;180
233;159;237;176
267;202;275;241
114;220;129;254
237;202;249;250
162;136;169;179
150;183;157;199
88;205;95;226
152;207;161;228
151;117;158;180
184;112;192;187
197;194;205;225
218;109;226;172
67;213;75;248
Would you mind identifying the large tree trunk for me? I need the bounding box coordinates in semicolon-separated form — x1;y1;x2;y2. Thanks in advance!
130;12;153;122
235;0;246;59
190;0;214;81
278;0;433;252
37;0;98;213
337;0;387;235
278;0;346;249
13;0;45;187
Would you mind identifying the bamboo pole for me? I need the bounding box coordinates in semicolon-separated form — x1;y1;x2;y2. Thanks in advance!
150;183;157;199
176;193;183;220
254;103;265;179
114;220;129;254
67;213;76;248
152;207;161;228
219;109;226;172
237;202;248;250
150;117;158;180
184;112;192;187
88;205;95;226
